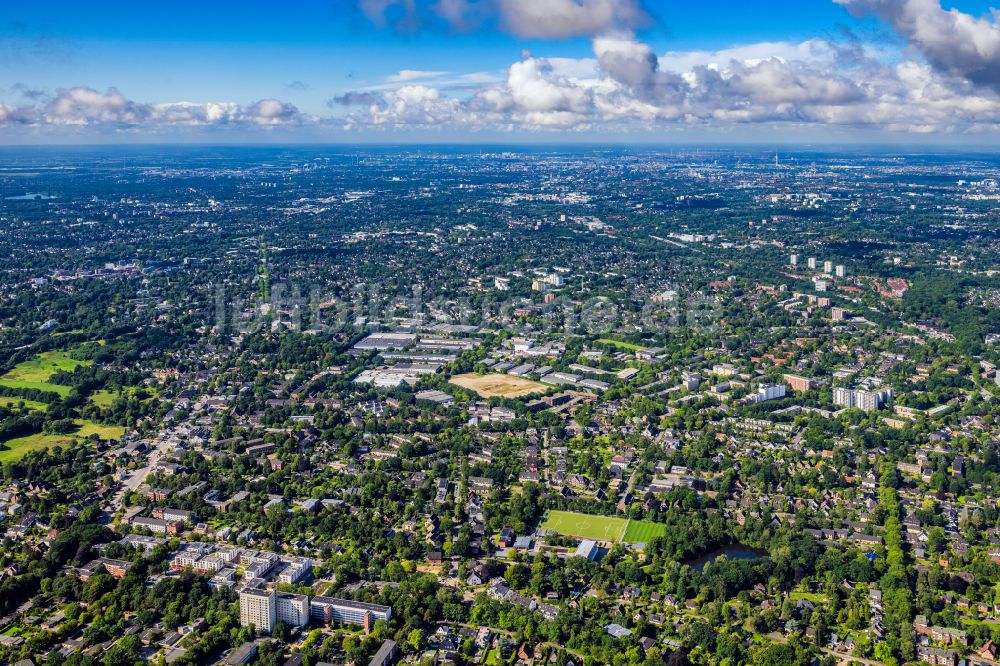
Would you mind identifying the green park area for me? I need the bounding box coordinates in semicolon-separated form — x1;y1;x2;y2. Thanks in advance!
0;419;125;463
0;396;48;411
90;386;158;408
0;350;90;397
0;349;137;462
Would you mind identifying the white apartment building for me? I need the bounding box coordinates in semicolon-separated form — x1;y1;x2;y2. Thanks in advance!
239;587;276;632
276;592;310;627
757;384;786;402
834;387;893;411
310;596;393;626
239;588;310;632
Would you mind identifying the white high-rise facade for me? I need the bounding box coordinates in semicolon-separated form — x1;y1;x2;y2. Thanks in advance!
239;588;310;632
276;592;310;627
834;387;893;411
240;587;276;632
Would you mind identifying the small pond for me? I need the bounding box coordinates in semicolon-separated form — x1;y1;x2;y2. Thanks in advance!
687;544;767;572
5;193;56;201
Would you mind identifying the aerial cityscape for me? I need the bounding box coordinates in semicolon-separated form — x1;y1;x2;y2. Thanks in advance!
3;3;1000;666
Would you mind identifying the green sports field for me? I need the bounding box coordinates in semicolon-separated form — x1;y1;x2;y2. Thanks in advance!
541;510;666;544
622;520;667;544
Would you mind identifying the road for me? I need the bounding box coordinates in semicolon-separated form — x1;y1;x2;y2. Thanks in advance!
438;622;586;660
822;649;882;666
108;435;174;512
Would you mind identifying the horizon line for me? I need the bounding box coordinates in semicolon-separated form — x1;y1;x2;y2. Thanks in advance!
2;141;1000;153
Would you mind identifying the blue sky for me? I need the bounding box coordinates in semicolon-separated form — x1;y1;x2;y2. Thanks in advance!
3;0;1000;142
6;1;888;101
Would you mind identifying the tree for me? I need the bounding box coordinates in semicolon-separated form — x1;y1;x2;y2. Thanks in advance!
407;628;425;652
873;642;898;666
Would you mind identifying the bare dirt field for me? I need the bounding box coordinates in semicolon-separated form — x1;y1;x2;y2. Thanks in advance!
449;373;549;398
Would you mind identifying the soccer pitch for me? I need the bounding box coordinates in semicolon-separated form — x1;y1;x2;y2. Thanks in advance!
541;510;666;544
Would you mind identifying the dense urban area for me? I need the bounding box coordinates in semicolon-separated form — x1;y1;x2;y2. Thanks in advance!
1;145;1000;666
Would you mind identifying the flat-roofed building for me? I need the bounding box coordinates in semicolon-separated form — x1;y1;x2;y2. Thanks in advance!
277;557;312;584
309;596;392;627
239;587;276;633
131;516;182;534
783;374;816;392
353;332;416;351
161;508;194;523
276;592;310;628
574;540;598;561
78;557;133;581
834;387;893;411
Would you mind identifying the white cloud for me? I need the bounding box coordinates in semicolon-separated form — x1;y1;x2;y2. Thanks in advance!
458;71;500;83
836;0;1000;89
346;85;476;129
506;57;592;115
387;69;451;82
493;0;647;39
337;31;1000;135
244;99;303;126
657;40;839;73
0;103;26;125
0;87;307;130
359;70;503;93
12;0;1000;138
357;0;647;38
545;57;600;80
44;87;146;126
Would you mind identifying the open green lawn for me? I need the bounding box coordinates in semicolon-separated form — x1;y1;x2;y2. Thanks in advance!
596;339;647;351
622;519;667;544
542;511;628;541
90;386;157;408
76;420;126;440
0;396;47;411
89;390;118;407
0;351;90;397
542;510;666;544
0;419;125;462
0;432;72;462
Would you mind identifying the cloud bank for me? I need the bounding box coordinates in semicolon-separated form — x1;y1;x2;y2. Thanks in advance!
0;87;307;131
336;31;1000;134
340;0;1000;135
4;0;1000;138
359;0;649;38
836;0;1000;90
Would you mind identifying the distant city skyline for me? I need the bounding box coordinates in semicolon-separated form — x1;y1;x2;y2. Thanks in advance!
3;0;1000;143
